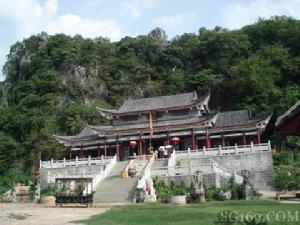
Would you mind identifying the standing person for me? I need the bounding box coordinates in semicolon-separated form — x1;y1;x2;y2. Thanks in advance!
164;147;168;158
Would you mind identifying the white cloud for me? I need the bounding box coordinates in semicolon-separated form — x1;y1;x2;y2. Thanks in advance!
43;0;58;14
47;13;122;41
120;0;159;19
0;0;124;79
0;0;123;41
153;14;185;28
152;12;197;30
222;0;300;29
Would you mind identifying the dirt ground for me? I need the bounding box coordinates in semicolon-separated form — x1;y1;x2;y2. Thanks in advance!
0;203;110;225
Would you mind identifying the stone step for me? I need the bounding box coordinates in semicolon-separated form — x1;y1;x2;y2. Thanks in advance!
93;161;138;203
152;159;168;168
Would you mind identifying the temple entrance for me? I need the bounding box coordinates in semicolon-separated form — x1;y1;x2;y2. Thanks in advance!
150;138;168;151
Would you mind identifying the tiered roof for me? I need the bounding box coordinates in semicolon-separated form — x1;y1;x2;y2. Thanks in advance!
88;114;217;136
214;110;272;131
97;92;210;117
54;92;272;146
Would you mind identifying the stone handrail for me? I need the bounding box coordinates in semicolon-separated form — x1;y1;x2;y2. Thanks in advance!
151;160;243;184
40;155;114;169
168;151;176;167
175;142;271;159
84;154;117;195
91;154;117;191
46;155;117;195
135;153;156;202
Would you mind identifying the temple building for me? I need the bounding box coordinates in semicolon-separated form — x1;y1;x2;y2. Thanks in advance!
54;92;272;160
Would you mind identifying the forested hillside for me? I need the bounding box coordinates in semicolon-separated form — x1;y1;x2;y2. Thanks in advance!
0;16;299;191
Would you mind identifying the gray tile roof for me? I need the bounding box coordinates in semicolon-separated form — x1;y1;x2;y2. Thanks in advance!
275;100;300;127
216;110;251;127
216;110;269;127
53;127;100;143
77;127;97;137
117;92;199;113
89;114;214;133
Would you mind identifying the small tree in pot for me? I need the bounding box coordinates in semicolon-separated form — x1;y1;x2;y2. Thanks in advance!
168;181;186;205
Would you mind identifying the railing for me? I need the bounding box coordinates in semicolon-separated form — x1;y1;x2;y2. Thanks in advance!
129;154;153;161
45;155;117;194
175;142;271;159
40;155;114;169
168;151;176;167
135;153;156;202
150;159;243;184
90;154;117;193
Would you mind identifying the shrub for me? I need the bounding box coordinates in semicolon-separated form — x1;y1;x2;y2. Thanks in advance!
204;186;223;201
153;179;170;202
274;169;291;191
75;184;84;196
41;186;56;196
273;152;294;166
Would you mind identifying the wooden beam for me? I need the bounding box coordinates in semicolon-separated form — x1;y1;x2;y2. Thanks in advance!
205;129;211;149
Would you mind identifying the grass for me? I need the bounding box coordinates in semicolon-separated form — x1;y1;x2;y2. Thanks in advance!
77;200;300;225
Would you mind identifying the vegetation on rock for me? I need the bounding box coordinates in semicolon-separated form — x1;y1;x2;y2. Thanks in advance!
0;16;300;192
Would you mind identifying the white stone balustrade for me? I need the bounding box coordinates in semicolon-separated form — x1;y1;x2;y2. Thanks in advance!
40;155;114;169
174;142;271;159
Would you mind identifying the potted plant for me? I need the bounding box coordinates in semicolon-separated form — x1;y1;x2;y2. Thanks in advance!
56;184;67;197
75;184;84;196
40;186;56;205
128;163;137;177
167;181;186;205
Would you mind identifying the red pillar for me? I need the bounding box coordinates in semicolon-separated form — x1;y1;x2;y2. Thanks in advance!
206;129;211;149
80;143;83;158
221;134;225;147
68;146;72;159
166;131;170;145
243;131;247;145
257;130;261;144
116;135;120;161
195;135;198;151
139;132;143;156
191;129;196;150
104;137;107;157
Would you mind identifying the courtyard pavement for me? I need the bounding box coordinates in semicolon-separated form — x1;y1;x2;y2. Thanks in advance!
0;203;110;225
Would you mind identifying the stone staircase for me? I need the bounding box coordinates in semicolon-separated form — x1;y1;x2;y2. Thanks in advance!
151;159;168;168
93;161;138;203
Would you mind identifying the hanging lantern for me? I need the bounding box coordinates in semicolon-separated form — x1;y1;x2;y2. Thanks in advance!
129;140;137;146
171;137;180;142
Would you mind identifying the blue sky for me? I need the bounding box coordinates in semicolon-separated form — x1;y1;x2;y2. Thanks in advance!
1;0;300;81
